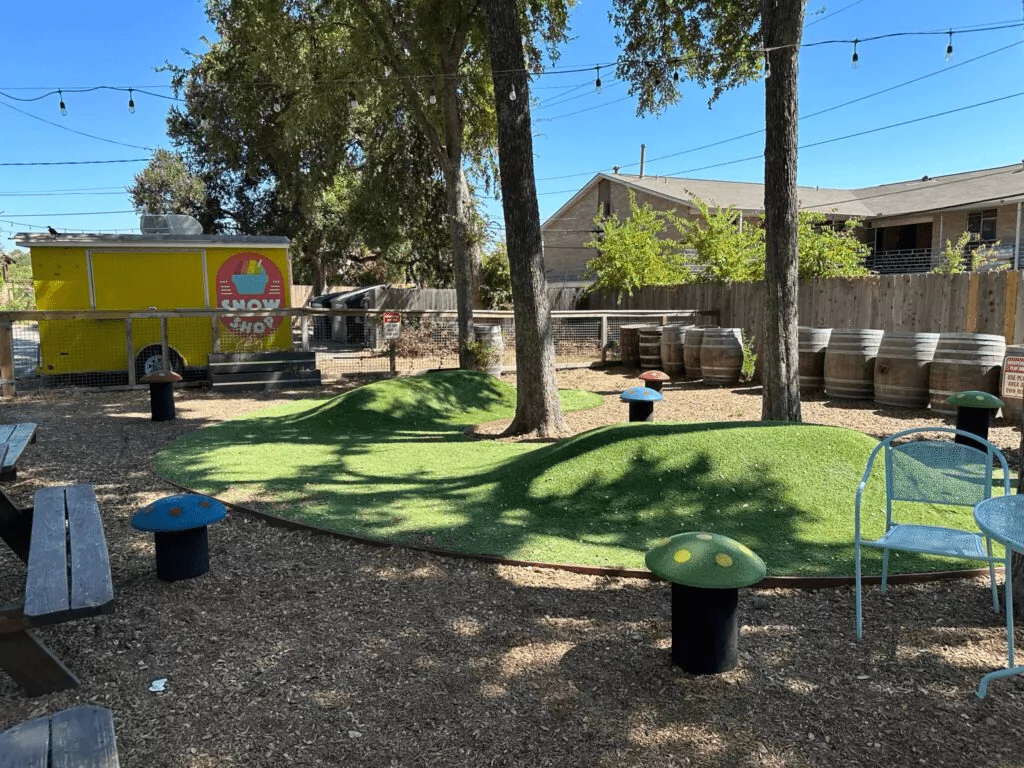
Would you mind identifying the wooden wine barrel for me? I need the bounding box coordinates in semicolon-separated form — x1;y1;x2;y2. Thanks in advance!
683;327;710;380
824;329;884;401
1000;345;1024;425
701;328;744;386
873;331;940;408
619;324;646;368
660;324;690;378
929;333;1006;414
639;326;664;370
472;324;505;376
798;327;831;394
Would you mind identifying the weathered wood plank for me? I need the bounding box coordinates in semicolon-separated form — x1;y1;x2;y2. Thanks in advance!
0;712;49;768
25;487;70;617
65;485;113;612
50;706;119;768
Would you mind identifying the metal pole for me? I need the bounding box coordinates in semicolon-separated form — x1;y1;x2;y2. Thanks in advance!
1014;201;1022;270
125;318;136;387
160;317;170;373
389;340;397;377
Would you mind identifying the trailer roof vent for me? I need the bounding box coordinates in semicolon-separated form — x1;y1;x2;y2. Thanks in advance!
140;214;203;235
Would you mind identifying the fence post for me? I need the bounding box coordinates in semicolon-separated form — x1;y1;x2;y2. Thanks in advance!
301;312;310;352
211;315;220;353
125;318;136;387
600;314;608;349
389;340;397;377
0;318;14;397
160;317;170;373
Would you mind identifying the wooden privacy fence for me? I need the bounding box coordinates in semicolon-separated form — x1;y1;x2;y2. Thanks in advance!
582;270;1024;344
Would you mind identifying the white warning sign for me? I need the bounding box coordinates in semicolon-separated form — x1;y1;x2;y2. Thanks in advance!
1002;356;1024;401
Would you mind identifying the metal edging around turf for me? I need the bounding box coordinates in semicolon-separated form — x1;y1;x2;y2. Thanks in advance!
159;477;998;590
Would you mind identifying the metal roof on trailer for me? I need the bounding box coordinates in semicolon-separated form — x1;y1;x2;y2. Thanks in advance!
14;233;291;249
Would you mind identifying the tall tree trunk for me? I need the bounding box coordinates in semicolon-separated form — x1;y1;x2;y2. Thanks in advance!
483;0;567;437
441;69;481;370
759;0;803;422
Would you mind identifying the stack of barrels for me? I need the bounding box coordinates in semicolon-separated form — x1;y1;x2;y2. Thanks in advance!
660;324;690;377
618;323;746;386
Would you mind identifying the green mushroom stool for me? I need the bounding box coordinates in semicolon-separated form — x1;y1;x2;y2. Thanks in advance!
946;390;1003;452
646;532;766;675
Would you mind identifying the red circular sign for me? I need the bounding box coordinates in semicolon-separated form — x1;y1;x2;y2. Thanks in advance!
215;252;285;337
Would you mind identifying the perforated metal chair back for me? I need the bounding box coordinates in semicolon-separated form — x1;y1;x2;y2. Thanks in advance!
854;426;1009;639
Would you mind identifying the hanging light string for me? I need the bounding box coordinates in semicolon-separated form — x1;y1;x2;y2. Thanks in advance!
0;18;1019;113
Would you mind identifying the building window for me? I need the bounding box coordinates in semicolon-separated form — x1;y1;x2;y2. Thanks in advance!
597;179;611;218
967;208;997;243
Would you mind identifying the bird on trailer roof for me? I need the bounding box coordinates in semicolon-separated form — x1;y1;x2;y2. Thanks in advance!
47;226;60;237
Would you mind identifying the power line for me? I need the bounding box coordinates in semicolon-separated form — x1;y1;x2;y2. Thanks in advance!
0;210;136;217
0;186;124;194
535;94;633;123
0;99;155;151
535;39;1024;182
535;89;1024;197
0;159;148;167
805;0;868;28
662;90;1024;176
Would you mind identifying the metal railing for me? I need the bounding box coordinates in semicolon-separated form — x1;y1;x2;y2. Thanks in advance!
0;307;717;395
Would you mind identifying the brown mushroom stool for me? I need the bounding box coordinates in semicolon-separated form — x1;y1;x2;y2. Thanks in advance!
131;494;227;581
141;370;183;422
946;390;1003;452
646;532;766;675
639;370;671;392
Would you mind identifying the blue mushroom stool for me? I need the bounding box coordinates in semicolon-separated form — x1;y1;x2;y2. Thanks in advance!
620;386;663;422
132;494;227;582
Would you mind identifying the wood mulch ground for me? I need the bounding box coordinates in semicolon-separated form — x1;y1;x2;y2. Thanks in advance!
2;370;1024;767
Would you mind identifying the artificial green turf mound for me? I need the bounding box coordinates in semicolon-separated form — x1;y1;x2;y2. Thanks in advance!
156;370;988;576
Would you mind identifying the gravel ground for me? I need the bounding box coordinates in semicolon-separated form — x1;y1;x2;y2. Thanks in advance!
1;373;1024;767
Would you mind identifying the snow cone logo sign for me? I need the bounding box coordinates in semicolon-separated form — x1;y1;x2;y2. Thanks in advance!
216;252;285;336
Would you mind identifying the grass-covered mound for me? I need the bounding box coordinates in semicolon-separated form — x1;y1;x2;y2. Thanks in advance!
156;370;990;576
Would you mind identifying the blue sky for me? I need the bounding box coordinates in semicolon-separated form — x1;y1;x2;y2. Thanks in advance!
1;0;1023;250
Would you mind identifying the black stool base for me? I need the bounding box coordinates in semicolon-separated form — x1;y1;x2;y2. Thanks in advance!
628;401;655;422
671;583;739;675
149;382;176;422
153;527;209;581
954;407;989;452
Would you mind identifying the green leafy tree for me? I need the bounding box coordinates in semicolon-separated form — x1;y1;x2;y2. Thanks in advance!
0;249;34;310
127;149;207;221
612;0;806;422
797;212;869;280
679;197;764;283
584;191;691;294
480;243;513;310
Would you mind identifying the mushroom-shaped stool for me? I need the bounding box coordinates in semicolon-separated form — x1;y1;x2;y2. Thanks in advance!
946;390;1003;451
131;494;227;582
620;386;663;422
639;370;671;392
141;370;183;422
646;532;766;675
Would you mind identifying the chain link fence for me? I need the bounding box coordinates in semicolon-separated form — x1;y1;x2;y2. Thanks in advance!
0;308;713;394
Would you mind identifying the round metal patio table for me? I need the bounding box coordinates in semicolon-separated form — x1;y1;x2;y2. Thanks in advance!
974;495;1024;698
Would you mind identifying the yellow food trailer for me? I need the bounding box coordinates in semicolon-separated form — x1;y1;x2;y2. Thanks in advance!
15;232;292;382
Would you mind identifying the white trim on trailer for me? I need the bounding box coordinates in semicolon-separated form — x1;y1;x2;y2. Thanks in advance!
85;250;96;310
201;249;210;308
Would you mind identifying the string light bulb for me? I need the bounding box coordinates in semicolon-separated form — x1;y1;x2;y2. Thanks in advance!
200;116;210;130
384;65;391;78
127;88;135;113
851;39;859;68
273;100;282;113
764;51;771;79
672;70;679;83
428;90;437;105
348;92;358;109
594;65;602;94
58;89;67;116
946;30;954;61
509;84;517;101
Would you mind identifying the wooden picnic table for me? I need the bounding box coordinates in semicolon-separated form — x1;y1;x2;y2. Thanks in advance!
0;484;113;696
0;705;119;767
0;422;37;481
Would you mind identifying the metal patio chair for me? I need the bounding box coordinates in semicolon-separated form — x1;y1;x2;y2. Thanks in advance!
854;426;1009;639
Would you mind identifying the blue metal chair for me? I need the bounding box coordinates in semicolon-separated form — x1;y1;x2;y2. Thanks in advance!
854;426;1009;639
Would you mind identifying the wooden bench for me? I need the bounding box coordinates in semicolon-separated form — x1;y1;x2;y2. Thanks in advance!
0;705;119;767
0;485;114;696
0;422;37;481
